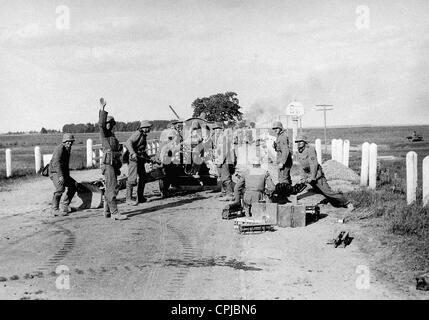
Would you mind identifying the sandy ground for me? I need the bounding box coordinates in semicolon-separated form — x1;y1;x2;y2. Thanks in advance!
0;166;422;300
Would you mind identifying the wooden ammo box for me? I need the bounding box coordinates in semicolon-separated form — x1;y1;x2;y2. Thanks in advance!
251;202;278;225
277;204;306;228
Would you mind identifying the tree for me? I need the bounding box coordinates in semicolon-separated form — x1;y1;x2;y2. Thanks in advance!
191;92;242;125
40;127;48;134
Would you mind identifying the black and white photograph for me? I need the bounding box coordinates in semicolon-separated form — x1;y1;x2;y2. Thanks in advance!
0;0;428;303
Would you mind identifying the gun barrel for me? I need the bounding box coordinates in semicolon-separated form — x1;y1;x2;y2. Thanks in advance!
169;105;180;119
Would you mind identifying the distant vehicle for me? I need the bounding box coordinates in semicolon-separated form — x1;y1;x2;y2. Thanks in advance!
406;131;424;142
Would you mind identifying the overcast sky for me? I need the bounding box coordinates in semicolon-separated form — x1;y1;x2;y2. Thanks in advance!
0;0;428;132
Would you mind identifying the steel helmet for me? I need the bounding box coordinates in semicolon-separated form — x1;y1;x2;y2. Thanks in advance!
212;122;223;130
295;135;309;143
62;133;75;143
272;121;283;130
171;118;184;124
139;120;152;128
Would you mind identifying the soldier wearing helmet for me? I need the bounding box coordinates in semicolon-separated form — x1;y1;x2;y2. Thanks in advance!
99;98;127;220
295;135;354;212
272;121;292;185
215;126;236;201
159;120;183;196
125;120;152;205
232;154;275;216
49;133;77;216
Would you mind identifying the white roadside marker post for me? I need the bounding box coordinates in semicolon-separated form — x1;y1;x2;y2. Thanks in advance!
423;156;429;207
34;146;42;173
86;139;93;168
343;140;350;167
360;142;370;187
406;151;418;205
331;139;337;161
336;139;343;164
368;143;378;190
5;148;12;178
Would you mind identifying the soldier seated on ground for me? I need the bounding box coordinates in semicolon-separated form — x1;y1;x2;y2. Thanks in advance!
231;156;275;216
295;135;354;211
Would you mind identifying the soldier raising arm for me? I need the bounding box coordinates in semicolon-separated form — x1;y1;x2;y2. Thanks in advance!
99;98;127;220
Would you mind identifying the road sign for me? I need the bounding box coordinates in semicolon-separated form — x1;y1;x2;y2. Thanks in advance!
286;102;304;117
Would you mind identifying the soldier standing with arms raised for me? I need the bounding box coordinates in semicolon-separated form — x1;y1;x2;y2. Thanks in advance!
272;121;292;185
125;120;152;206
99;98;127;220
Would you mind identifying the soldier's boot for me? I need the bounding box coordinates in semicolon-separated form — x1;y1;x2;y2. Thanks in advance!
126;184;138;206
51;194;62;216
111;210;128;221
103;197;110;218
61;199;77;216
137;184;147;203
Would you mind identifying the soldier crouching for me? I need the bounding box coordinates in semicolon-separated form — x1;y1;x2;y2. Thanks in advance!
232;156;275;216
295;135;354;211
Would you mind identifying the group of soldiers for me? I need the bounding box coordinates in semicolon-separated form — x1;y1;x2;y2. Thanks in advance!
49;99;154;220
48;100;353;221
221;121;354;216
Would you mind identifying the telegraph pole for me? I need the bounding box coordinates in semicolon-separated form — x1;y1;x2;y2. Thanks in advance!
314;105;334;154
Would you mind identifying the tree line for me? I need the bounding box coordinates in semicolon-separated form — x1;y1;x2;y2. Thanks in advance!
6;92;243;135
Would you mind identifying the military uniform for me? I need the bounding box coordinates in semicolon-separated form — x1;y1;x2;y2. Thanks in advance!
125;129;149;203
274;130;292;184
215;129;236;198
159;126;182;194
296;143;350;207
233;166;275;216
99;110;123;216
49;142;76;213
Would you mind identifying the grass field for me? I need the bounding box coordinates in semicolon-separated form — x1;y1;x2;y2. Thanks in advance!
1;125;428;180
0;131;161;179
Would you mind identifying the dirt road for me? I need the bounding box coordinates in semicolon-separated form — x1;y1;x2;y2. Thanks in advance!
0;168;416;300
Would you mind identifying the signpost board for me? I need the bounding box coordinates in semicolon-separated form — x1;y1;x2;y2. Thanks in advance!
286;102;304;152
286;102;305;118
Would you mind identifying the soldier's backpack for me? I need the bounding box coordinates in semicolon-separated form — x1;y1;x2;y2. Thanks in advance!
122;148;129;164
41;163;50;177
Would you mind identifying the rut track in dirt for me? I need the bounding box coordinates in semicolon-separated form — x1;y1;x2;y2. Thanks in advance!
3;211;94;248
131;196;211;299
163;220;200;299
139;215;170;298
